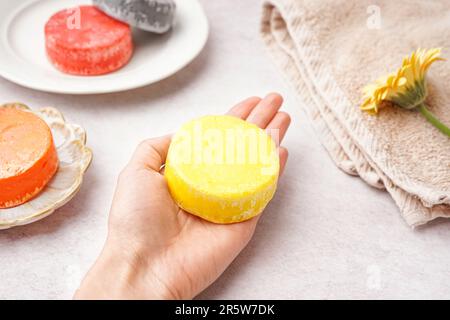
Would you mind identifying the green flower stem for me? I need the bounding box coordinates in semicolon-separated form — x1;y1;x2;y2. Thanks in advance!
418;103;450;138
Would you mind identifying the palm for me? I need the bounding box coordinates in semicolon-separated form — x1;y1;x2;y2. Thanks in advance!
108;94;290;299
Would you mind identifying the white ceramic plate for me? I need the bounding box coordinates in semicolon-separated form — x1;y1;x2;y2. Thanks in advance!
0;0;208;94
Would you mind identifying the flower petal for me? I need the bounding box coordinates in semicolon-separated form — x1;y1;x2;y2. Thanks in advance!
360;48;445;114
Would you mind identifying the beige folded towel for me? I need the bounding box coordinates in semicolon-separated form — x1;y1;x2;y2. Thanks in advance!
261;0;450;227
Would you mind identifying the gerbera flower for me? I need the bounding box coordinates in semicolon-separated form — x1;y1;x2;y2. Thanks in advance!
361;48;450;137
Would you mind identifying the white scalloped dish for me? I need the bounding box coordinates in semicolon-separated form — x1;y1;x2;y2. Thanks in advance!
0;103;92;229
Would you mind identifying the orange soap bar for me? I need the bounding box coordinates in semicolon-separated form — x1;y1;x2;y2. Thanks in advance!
0;108;59;208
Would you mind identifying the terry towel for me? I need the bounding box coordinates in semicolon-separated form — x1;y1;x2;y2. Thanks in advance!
261;0;450;227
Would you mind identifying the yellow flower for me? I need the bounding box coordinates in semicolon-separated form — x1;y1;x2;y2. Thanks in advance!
361;48;444;114
360;48;450;137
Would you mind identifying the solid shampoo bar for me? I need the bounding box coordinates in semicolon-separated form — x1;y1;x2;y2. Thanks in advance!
0;107;59;208
165;115;279;224
45;5;133;75
93;0;176;33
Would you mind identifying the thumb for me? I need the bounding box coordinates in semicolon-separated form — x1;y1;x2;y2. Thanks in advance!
128;135;172;172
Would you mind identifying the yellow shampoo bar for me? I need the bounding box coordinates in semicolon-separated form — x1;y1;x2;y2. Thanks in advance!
165;115;279;223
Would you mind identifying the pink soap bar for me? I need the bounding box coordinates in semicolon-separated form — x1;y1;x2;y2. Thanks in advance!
45;5;133;75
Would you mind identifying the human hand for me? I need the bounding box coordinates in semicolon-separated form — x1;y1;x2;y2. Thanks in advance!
75;93;291;299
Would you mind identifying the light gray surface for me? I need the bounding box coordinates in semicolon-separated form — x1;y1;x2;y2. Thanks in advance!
0;0;449;300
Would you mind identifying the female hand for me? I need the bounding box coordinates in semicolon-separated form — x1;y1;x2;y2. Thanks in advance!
75;93;291;299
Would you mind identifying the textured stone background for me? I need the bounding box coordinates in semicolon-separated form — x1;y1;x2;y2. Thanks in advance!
0;0;449;299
